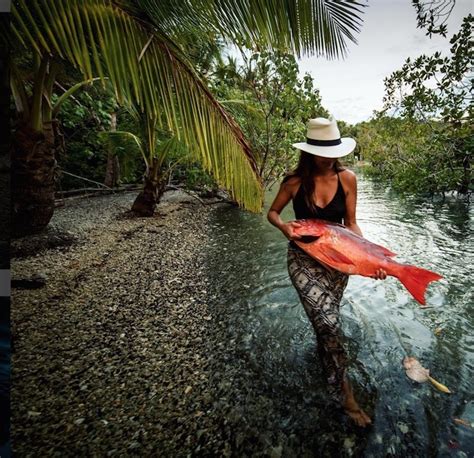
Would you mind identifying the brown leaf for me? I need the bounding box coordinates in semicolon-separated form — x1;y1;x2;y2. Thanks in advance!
403;356;451;393
453;418;472;428
403;356;430;383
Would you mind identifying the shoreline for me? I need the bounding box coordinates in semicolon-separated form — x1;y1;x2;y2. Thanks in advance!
11;190;232;455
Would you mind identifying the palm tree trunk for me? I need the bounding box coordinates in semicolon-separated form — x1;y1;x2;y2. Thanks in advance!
131;158;167;216
0;29;10;261
12;121;57;236
104;112;120;188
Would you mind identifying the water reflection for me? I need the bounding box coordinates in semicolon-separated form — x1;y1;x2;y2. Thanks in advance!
205;172;473;456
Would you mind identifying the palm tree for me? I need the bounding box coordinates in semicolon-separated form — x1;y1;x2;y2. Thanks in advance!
9;0;366;234
10;51;104;233
103;106;191;215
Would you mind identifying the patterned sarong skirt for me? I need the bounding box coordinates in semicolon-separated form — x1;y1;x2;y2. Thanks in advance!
287;243;349;402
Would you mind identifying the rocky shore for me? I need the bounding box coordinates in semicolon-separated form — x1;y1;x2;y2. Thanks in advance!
11;189;235;456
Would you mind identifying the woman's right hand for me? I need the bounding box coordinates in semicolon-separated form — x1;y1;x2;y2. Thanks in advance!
281;221;303;241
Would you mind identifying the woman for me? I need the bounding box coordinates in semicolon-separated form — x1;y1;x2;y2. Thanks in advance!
267;116;386;427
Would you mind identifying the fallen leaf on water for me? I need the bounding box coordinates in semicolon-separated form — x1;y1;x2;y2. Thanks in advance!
402;356;451;393
453;418;472;428
427;375;451;393
403;356;430;383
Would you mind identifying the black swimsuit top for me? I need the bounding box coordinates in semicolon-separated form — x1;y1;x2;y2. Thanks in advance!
287;171;346;249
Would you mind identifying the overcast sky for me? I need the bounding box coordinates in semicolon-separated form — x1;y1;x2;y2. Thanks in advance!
296;0;471;124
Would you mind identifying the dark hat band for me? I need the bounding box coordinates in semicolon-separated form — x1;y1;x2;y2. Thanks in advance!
306;137;342;146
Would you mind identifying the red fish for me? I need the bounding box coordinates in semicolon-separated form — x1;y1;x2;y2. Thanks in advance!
292;219;443;306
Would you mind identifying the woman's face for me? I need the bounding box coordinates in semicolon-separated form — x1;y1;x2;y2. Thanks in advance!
313;155;336;170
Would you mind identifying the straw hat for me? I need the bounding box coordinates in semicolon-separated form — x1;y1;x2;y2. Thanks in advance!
292;115;356;158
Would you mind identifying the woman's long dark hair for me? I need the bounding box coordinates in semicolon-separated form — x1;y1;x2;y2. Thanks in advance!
282;151;345;215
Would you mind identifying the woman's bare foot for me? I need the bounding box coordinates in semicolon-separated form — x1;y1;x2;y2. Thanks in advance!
342;378;372;427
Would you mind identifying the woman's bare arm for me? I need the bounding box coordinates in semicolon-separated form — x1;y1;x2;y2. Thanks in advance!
267;179;302;240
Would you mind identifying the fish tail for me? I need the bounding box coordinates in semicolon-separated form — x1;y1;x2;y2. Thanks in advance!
396;265;443;305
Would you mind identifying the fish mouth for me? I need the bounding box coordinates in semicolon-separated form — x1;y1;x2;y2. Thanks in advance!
298;235;321;244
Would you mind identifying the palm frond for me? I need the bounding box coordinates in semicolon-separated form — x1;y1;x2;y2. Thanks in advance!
52;77;106;117
12;0;263;211
219;99;266;122
155;135;184;169
138;0;367;59
101;130;147;166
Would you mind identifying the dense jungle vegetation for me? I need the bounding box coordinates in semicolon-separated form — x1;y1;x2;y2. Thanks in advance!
7;1;472;236
357;9;472;196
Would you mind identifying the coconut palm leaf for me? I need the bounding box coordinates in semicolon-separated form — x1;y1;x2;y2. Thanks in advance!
10;61;30;120
12;0;265;212
155;135;186;169
102;130;147;166
219;99;266;123
101;129;143;180
138;0;367;59
104;130;186;175
52;76;106;117
11;0;366;213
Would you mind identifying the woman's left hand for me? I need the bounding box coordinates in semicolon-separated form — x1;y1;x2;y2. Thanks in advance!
372;268;387;280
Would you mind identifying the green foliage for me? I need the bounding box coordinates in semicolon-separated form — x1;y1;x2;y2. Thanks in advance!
209;49;329;189
365;9;473;196
158;138;216;191
412;0;456;38
356;115;472;195
11;0;366;212
138;0;366;60
382;14;473;124
171;160;218;191
56;85;143;189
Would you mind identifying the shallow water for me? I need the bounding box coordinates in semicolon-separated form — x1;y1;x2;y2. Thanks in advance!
205;171;473;457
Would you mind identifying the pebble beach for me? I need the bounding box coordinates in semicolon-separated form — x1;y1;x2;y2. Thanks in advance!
11;190;236;456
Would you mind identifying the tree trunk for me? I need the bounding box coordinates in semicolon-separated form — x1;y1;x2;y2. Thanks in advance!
104;112;120;188
459;154;470;194
0;30;10;266
12;121;57;237
131;159;168;216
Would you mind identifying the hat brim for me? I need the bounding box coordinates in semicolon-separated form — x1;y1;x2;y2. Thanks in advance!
291;138;356;158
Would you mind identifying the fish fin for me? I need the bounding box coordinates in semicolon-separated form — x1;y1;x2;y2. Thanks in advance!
397;265;443;305
318;244;355;266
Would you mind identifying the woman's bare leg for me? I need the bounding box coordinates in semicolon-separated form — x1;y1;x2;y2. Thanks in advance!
342;376;372;427
287;247;372;427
